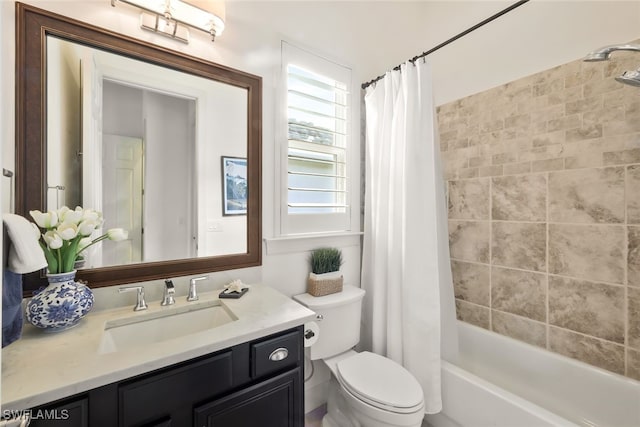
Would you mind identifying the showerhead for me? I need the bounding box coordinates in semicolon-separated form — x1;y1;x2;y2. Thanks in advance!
583;44;640;62
616;69;640;87
584;43;640;88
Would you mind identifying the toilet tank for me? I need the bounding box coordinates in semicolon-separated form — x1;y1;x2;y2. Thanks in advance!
293;285;365;360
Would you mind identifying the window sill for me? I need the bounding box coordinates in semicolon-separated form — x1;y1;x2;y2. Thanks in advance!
263;232;363;255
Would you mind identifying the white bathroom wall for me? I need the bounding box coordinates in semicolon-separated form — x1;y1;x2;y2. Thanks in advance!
102;80;144;138
143;91;194;261
46;38;82;211
197;83;248;257
102;81;144;138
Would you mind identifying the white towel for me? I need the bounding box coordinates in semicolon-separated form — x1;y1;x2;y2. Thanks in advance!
3;213;47;274
0;413;30;427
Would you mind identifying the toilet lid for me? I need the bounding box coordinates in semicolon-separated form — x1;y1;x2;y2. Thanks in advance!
336;352;424;413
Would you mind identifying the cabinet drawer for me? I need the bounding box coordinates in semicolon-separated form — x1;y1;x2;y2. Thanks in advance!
119;351;233;426
251;330;301;379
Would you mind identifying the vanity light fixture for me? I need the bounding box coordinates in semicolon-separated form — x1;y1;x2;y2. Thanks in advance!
111;0;225;44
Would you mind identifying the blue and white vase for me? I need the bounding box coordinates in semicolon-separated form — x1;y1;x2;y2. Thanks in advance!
26;270;94;332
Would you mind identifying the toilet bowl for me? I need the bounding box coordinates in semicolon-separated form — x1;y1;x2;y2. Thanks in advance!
323;350;425;427
293;286;425;427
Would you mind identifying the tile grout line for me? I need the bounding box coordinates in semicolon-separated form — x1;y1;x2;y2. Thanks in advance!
448;160;640;182
547;324;626;349
450;257;627;288
450;217;632;227
489;176;493;332
491;306;546;326
624;164;629;376
546;171;551;351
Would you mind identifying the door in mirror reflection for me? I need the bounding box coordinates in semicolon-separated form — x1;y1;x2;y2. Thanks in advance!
102;134;144;266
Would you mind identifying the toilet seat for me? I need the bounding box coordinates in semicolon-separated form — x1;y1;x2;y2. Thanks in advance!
335;351;424;414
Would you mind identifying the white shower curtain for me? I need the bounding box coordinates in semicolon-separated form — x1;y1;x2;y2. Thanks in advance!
361;60;455;414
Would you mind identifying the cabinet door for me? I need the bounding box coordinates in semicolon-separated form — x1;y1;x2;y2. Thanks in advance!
194;368;303;427
120;350;233;426
29;397;88;427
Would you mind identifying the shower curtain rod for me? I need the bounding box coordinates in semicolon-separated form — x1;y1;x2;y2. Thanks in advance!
361;0;530;90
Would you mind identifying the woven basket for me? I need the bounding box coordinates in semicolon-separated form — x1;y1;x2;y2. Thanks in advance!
307;272;343;297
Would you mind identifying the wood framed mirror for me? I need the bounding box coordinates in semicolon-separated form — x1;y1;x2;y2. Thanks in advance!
15;2;262;293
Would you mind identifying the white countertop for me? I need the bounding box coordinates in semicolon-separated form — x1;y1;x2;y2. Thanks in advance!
2;284;316;410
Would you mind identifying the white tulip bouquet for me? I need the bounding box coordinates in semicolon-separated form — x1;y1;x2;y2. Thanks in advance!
30;206;128;274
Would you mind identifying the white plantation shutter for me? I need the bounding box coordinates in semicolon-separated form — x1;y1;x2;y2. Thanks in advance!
282;42;352;234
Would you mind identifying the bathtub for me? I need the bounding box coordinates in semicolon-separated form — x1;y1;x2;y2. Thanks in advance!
424;321;640;427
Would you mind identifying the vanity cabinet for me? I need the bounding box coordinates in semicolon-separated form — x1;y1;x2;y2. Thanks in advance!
29;327;304;427
28;396;89;427
194;369;300;427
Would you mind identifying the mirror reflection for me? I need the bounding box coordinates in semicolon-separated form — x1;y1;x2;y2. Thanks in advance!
46;36;248;269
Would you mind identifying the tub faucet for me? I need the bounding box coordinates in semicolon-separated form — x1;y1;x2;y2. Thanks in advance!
161;279;176;306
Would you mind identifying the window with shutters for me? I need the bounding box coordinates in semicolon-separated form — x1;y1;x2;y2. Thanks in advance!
280;42;352;235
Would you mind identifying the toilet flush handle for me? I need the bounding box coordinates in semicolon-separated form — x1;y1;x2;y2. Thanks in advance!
315;314;323;321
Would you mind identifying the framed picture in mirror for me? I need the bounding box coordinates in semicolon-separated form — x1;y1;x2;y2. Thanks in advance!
222;156;248;215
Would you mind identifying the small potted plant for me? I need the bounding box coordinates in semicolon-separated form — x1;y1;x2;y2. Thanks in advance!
307;247;343;296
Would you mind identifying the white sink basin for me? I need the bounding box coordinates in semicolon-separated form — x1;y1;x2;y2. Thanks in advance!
98;300;236;354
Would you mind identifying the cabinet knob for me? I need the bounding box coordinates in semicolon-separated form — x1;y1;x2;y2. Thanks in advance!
269;347;289;361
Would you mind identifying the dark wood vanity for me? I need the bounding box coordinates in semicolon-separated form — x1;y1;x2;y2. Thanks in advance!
29;327;303;427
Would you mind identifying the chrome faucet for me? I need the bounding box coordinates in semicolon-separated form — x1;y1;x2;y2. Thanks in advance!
188;276;208;302
584;44;640;62
119;285;148;311
161;279;176;306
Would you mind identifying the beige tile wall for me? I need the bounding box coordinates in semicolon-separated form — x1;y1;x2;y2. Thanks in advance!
438;45;640;379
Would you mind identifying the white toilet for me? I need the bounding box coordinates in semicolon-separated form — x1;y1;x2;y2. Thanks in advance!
294;285;425;427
